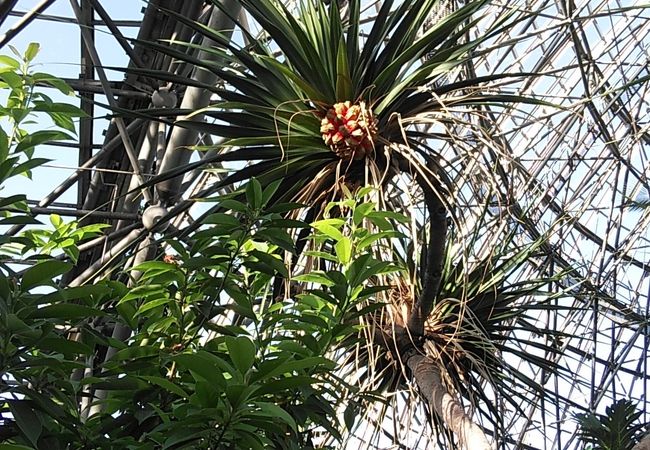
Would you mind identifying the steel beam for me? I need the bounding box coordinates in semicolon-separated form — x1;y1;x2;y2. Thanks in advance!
70;0;152;205
156;0;241;204
77;0;94;207
0;0;19;29
0;0;55;48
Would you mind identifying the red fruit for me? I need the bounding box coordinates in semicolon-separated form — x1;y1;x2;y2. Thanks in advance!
320;100;377;160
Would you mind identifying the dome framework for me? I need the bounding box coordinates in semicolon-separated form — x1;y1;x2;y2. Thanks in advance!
0;1;648;448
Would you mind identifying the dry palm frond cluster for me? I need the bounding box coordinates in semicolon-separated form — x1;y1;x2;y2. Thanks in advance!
363;265;494;387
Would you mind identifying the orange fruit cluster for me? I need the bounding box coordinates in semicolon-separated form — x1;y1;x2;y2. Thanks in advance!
320;101;377;160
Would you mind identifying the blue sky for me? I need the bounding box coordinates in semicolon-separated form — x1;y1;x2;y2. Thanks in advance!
0;1;145;204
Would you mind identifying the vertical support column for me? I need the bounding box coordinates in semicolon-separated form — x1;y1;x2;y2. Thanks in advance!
156;0;241;204
78;0;94;206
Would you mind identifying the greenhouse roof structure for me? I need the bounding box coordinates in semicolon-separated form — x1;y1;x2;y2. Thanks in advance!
0;1;648;448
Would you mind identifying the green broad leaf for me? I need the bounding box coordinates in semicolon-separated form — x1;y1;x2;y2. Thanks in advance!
0;71;22;90
349;301;387;318
130;261;178;272
265;218;309;228
235;432;266;450
344;401;359;430
0;445;36;450
357;230;406;250
117;284;167;304
246;177;263;210
251;402;297;432
74;221;110;235
21;260;72;291
325;269;348;286
0;215;41;225
312;218;346;227
135;297;171;316
367;210;410;224
0;156;18;183
32;101;85;116
252;356;334;382
0;276;12;301
0;55;20;69
16;130;73;153
173;352;229;386
299;290;335;307
242;260;275;277
8;45;20;58
15;356;85;371
293;271;335;287
109;345;159;362
226;383;258;409
47;111;75;133
11;157;51;179
302;250;339;262
4;313;30;333
116;300;137;329
139;375;189;398
8;400;42;447
225;336;256;375
254;228;296;254
31;72;73;95
86;376;146;391
250;358;290;383
49;213;63;228
80;327;124;350
297;312;329;329
219;198;249;213
24;43;40;62
0;194;27;209
335;236;352;265
255;375;317;396
38;337;94;356
265;202;305;214
352;202;375;226
0;126;8;162
14;386;70;424
249;249;288;277
275;340;314;357
27;303;105;320
203;212;241;227
352;286;390;302
193;380;220;408
261;179;282;206
311;219;344;241
161;426;203;449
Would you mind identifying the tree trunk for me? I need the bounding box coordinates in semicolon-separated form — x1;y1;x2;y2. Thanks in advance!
634;434;650;450
407;354;493;450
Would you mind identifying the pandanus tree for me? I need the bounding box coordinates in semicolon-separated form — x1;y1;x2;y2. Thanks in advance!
125;0;601;447
1;1;648;448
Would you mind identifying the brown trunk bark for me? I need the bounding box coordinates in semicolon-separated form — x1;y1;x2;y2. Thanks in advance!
633;434;650;450
407;354;493;450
